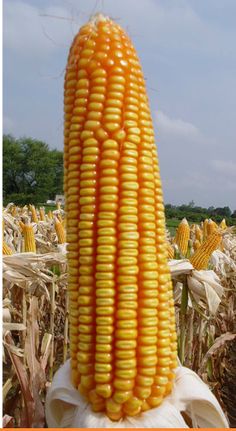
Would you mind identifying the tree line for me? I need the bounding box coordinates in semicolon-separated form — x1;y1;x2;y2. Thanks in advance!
3;135;236;225
165;202;236;225
3;135;63;205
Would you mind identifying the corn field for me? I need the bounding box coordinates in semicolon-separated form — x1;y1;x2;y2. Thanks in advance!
2;204;236;427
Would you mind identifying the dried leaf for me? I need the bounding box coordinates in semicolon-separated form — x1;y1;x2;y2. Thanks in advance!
2;414;15;428
3;323;26;332
40;333;52;372
25;297;46;427
199;333;236;375
4;332;34;427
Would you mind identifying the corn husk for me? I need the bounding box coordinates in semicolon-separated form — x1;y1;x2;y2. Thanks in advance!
187;270;224;315
211;250;236;280
45;360;228;428
169;259;193;276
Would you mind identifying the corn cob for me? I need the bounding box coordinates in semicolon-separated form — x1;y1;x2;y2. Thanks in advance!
190;223;195;232
55;218;66;244
190;230;222;270
57;201;62;210
18;220;25;232
3;241;13;255
203;219;208;240
174;218;190;256
29;204;39;223
195;225;203;243
39;207;46;222
193;239;201;252
219;218;227;229
48;210;53;220
207;219;217;236
64;14;177;420
167;242;174;259
57;214;63;223
11;205;17;217
22;222;36;253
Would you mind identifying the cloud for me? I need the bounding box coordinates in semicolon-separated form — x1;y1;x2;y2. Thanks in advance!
156;110;200;139
3;116;15;133
3;1;77;57
211;160;236;177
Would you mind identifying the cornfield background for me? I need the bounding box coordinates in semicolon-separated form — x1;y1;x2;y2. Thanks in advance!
2;204;236;428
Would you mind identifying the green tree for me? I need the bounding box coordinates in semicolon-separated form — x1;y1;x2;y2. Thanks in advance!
3;135;63;205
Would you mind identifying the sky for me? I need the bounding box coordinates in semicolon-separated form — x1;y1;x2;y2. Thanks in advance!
3;0;236;209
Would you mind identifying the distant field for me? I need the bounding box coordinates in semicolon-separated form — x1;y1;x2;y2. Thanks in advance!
166;218;179;235
41;204;57;213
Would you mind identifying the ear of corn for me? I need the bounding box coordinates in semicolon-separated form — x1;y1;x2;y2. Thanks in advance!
57;214;63;223
22;222;36;253
195;225;203;243
207;219;217;236
11;206;17;217
193;239;201;252
18;221;25;232
48;210;53;220
190;230;222;270
64;14;177;420
174;218;190;256
3;241;13;255
219;218;227;229
39;207;46;222
167;242;174;259
29;204;39;223
55;218;66;244
203;219;208;240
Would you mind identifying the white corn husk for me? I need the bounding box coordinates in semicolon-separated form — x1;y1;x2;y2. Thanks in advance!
187;270;224;315
210;249;236;277
222;232;236;252
45;360;228;428
57;243;67;255
169;259;193;276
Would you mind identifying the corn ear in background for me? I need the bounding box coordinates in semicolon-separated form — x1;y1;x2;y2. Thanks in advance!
174;218;190;257
190;230;222;270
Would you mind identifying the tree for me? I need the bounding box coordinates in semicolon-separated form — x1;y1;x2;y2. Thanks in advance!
188;200;195;208
213;206;231;218
3;135;63;204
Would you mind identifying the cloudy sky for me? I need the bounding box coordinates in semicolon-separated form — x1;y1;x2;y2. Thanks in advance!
3;0;236;209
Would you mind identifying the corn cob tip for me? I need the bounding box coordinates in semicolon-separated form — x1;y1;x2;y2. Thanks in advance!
89;13;110;27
